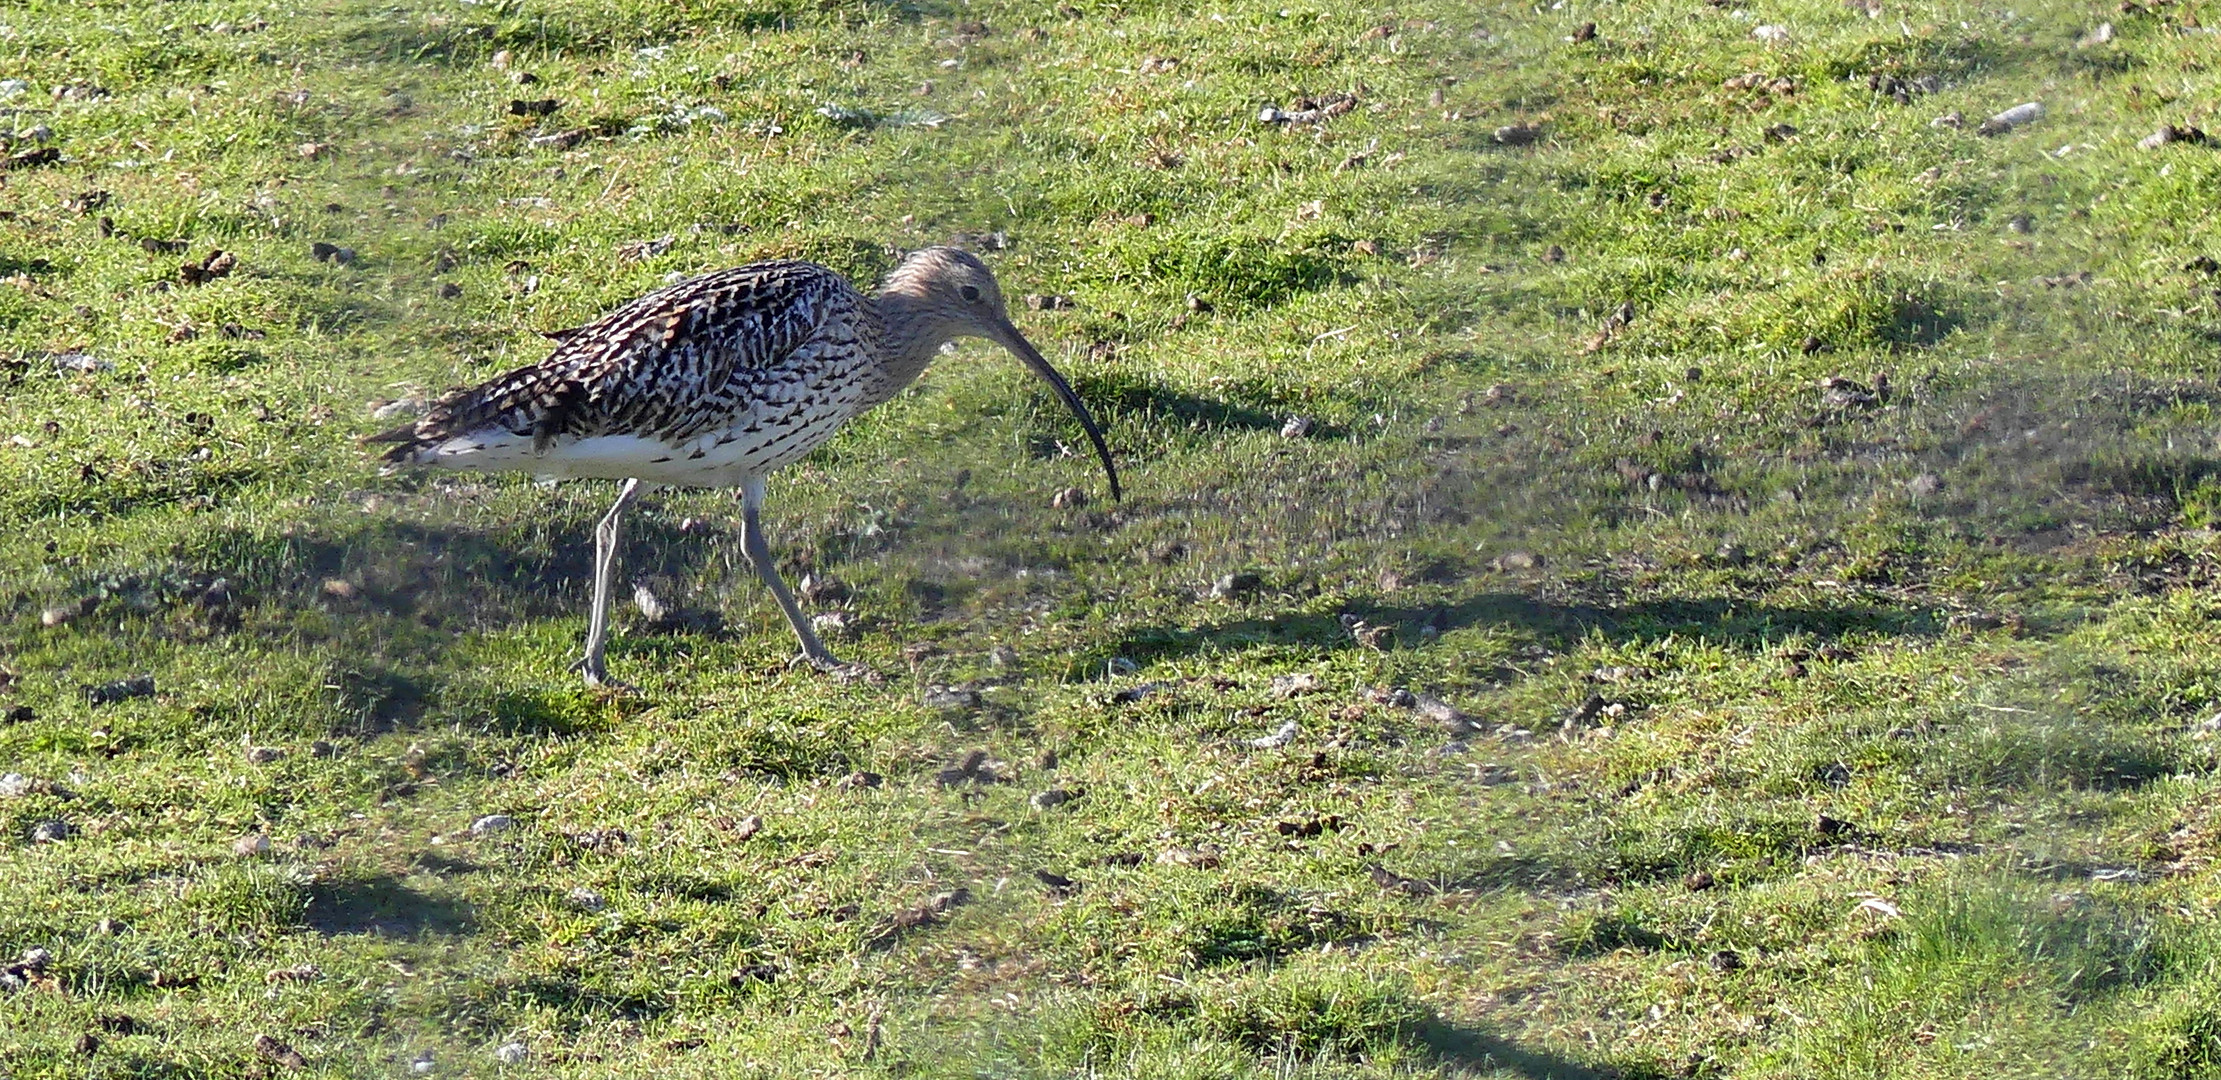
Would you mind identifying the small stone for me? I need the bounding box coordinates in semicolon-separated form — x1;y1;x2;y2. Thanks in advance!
233;834;272;857
39;607;74;628
1210;572;1263;599
1030;787;1078;810
371;397;425;421
410;1052;435;1074
0;773;29;798
469;814;515;837
321;578;359;600
1492;123;1544;145
310;241;340;262
2078;21;2113;45
923;685;983;709
1815;761;1853;787
565;887;606;912
1412;693;1480;734
1248;720;1299;749
1976;101;2043;136
1750;23;1790;42
333;247;358;265
29;819;71;843
495;1042;528;1065
1493;551;1542;571
1279;415;1315;439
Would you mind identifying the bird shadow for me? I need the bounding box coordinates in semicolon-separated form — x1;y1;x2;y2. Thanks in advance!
1067;591;1933;678
1069;371;1299;435
1416;1020;1615;1079
302;873;474;938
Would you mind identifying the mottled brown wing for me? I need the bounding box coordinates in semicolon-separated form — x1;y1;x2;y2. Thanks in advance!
371;261;858;461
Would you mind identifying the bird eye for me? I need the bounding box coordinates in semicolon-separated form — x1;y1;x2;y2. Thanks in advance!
959;285;981;302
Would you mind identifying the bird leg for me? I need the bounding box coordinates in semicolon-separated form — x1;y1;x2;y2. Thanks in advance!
576;477;642;687
740;477;846;672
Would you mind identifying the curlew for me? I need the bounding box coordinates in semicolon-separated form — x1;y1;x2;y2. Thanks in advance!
370;247;1119;686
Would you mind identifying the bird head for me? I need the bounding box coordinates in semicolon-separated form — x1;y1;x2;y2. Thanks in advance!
881;246;1122;500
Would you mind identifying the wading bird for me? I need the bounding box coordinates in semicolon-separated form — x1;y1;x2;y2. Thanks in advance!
371;247;1119;686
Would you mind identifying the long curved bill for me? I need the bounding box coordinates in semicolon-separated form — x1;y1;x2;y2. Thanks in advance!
996;322;1123;501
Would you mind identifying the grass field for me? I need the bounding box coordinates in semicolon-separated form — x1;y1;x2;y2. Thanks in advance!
5;0;2221;1074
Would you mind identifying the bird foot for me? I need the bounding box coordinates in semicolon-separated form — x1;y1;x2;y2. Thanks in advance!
789;652;881;684
572;656;635;693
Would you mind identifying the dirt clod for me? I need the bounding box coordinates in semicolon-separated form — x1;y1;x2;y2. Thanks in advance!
84;677;155;706
253;1034;307;1070
1368;863;1437;895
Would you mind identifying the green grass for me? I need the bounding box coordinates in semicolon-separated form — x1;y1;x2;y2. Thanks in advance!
6;0;2221;1074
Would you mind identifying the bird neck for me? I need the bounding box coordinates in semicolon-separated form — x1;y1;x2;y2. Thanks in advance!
868;290;957;399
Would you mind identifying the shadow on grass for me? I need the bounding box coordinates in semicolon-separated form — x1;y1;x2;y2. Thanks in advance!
1418;1020;1613;1079
303;874;473;937
1070;371;1303;436
1070;592;1931;678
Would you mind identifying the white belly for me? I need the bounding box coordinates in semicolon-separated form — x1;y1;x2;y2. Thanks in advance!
419;409;854;488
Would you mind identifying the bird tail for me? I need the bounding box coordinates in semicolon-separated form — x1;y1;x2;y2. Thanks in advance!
362;422;434;465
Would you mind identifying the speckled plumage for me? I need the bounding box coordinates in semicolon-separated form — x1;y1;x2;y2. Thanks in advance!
368;246;1121;684
373;260;886;486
